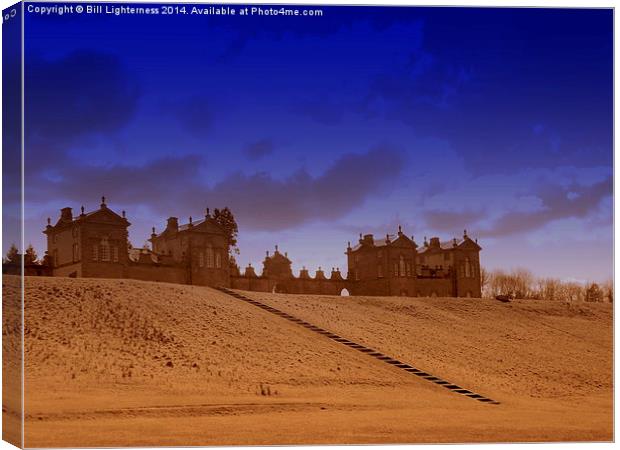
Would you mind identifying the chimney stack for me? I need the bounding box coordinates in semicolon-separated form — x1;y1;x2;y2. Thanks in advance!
166;217;179;232
60;207;73;223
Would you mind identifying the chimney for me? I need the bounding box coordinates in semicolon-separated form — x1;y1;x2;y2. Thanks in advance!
429;237;440;248
60;207;73;223
166;217;178;232
363;234;374;245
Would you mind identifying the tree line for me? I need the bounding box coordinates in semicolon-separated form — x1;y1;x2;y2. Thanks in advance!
481;267;613;303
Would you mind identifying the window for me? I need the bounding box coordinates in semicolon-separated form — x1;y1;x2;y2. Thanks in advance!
215;251;222;269
199;252;204;268
378;265;383;278
465;257;471;278
406;261;412;277
92;244;98;261
112;246;119;263
355;269;360;281
72;243;79;262
393;262;399;277
444;252;450;261
72;227;78;238
377;250;383;258
206;246;214;268
399;255;406;278
100;238;110;262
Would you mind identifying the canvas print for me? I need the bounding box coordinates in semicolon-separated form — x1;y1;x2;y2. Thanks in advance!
2;1;614;447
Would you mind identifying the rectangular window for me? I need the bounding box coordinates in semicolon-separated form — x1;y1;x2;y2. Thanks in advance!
394;262;399;277
206;247;214;268
112;246;119;263
92;244;98;261
406;262;412;277
215;252;222;268
73;243;79;262
355;269;360;281
100;244;110;262
378;265;383;278
199;252;204;268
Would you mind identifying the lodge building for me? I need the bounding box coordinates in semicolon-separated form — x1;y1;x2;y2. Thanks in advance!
41;198;482;297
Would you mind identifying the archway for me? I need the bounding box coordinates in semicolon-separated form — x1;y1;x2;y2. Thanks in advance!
272;284;288;294
340;288;350;297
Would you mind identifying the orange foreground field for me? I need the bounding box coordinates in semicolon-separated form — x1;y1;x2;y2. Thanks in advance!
2;275;613;446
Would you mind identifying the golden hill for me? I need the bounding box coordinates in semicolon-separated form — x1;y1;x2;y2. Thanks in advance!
2;275;612;446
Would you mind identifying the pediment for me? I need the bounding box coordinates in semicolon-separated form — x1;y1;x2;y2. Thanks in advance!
81;208;129;226
192;218;226;235
457;237;482;251
391;234;417;249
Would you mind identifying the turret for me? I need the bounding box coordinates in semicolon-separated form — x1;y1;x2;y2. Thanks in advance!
330;268;343;280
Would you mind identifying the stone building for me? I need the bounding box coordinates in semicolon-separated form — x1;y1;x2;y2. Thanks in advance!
44;197;131;279
42;199;482;297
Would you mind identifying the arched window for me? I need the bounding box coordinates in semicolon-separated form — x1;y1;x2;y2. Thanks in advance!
340;288;350;297
399;255;406;278
465;257;471;278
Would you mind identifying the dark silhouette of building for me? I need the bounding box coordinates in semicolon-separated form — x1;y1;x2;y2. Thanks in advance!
39;199;482;297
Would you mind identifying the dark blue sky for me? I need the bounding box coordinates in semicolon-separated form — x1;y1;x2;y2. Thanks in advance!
13;4;613;281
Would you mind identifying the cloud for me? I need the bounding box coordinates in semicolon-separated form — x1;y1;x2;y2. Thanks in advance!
26;50;140;142
243;138;275;161
30;146;406;232
483;177;612;237
208;146;406;230
29;155;204;211
424;209;484;233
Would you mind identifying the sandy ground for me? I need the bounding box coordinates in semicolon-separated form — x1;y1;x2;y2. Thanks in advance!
2;275;613;446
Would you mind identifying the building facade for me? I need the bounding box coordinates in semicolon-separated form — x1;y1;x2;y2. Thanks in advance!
42;200;482;297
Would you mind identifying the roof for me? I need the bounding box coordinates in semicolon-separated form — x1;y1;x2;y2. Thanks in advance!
350;233;417;252
417;236;482;254
46;204;130;232
418;239;462;254
152;216;226;239
351;236;393;252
